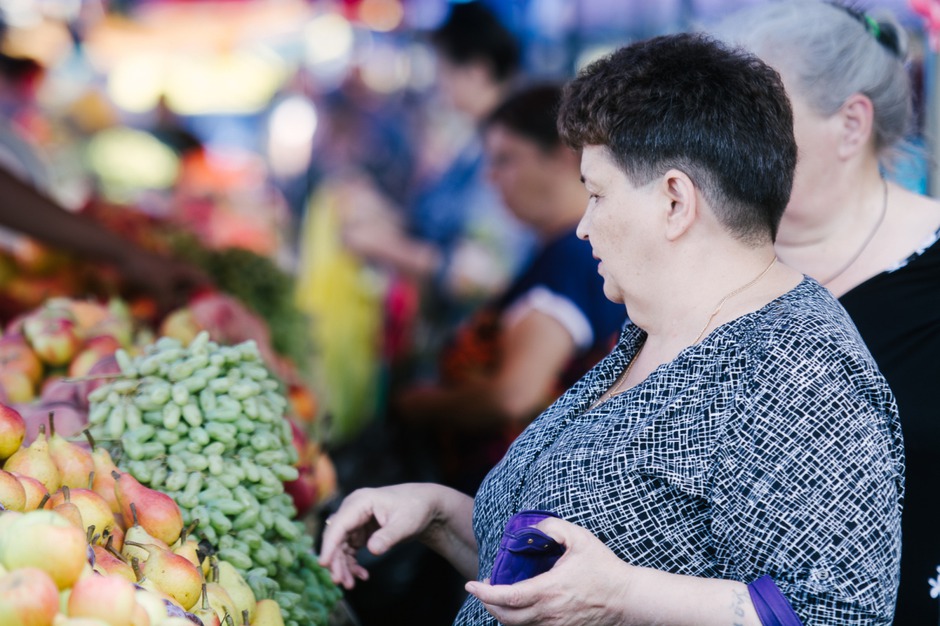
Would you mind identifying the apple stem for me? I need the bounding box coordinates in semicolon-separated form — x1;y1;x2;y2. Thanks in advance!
83;429;96;451
48;411;55;438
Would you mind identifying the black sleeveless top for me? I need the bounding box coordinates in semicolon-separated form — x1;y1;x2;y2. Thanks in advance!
840;230;940;624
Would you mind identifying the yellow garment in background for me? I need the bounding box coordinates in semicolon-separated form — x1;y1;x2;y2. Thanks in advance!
295;185;384;443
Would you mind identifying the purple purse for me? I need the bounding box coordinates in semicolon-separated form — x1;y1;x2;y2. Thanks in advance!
747;575;804;626
489;510;566;585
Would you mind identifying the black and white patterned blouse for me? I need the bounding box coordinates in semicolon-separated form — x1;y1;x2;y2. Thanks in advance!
454;278;904;625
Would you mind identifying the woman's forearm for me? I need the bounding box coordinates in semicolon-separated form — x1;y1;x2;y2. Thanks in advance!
420;486;479;580
621;567;762;626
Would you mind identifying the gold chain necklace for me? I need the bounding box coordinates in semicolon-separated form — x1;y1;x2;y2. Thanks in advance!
820;178;888;286
693;256;777;344
591;351;640;409
593;255;778;408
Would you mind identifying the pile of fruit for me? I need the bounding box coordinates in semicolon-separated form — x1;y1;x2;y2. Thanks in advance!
0;294;337;517
0;405;305;625
0;297;134;407
87;332;341;626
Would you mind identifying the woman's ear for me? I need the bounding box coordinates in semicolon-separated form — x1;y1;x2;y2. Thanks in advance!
662;169;697;242
836;93;875;160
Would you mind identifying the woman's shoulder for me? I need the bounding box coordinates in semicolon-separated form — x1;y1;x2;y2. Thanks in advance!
735;278;882;371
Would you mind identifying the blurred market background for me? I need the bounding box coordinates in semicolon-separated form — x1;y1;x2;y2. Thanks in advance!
0;0;937;623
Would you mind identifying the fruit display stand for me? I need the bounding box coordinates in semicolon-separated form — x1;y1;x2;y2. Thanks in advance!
0;292;347;625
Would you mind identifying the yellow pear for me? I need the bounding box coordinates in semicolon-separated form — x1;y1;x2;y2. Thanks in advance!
191;584;221;626
47;413;93;490
125;541;202;611
0;469;26;511
216;560;256;624
251;599;285;626
3;424;61;494
171;520;202;568
205;582;238;625
121;504;169;564
133;589;168;626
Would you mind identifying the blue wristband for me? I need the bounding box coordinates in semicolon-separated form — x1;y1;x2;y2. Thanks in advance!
747;575;804;626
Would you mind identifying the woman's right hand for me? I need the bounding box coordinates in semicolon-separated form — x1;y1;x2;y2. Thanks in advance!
318;483;465;589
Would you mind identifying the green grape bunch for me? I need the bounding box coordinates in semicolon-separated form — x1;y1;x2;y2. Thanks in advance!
87;331;342;626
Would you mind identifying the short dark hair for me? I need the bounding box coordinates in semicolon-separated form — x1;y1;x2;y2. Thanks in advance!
431;2;520;82
558;33;796;243
485;83;563;152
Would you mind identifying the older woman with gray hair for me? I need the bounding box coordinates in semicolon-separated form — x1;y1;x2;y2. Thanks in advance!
714;2;940;620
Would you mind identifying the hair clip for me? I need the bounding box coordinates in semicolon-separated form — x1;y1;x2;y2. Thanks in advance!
828;2;902;57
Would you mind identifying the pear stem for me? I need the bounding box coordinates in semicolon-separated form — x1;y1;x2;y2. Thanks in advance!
211;561;220;584
201;583;210;611
87;470;95;490
86;524;96;544
224;613;234;626
242;609;249;626
37;493;50;510
129;501;140;527
62;485;70;503
180;518;199;544
48;411;55;438
37;423;46;439
130;556;144;582
84;429;97;451
105;535;128;563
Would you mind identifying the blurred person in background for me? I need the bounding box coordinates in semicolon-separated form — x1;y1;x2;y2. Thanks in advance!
333;81;625;626
395;83;626;496
713;2;940;621
338;1;536;383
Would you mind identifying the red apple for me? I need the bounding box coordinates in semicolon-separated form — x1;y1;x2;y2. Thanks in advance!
158;308;200;345
283;465;318;518
0;370;35;404
67;335;121;378
24;317;81;367
75;355;121;408
0;333;43;386
61;299;111;337
0;403;26;461
0;567;59;626
39;377;81;407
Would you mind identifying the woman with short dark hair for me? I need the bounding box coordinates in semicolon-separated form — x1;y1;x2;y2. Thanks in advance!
320;33;903;626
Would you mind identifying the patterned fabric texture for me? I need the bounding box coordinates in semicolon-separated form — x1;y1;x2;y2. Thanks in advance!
454;277;904;625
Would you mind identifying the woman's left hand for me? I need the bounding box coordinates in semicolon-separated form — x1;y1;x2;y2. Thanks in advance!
465;517;634;626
